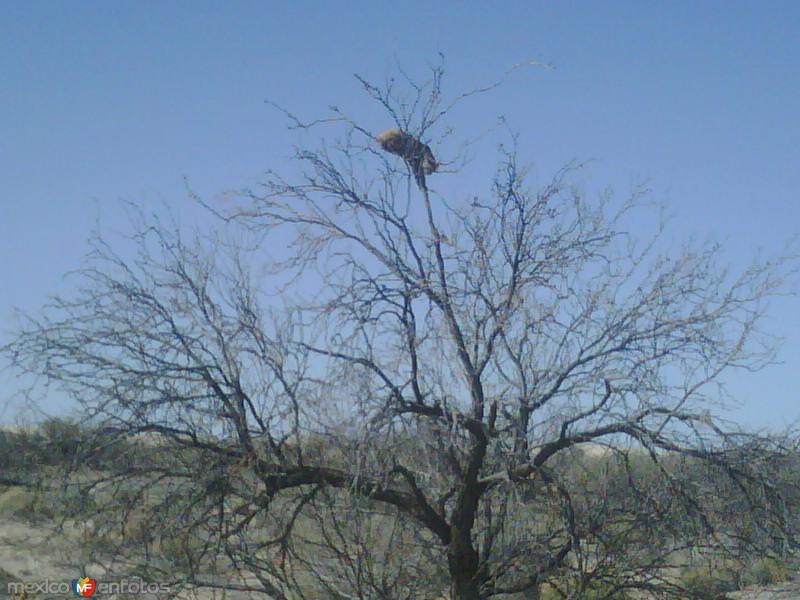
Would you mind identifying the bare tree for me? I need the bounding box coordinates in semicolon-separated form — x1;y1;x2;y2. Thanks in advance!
5;61;798;600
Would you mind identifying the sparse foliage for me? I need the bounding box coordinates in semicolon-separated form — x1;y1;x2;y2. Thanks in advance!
4;60;799;599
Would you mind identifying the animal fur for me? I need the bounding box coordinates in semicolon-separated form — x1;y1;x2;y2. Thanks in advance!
376;128;438;189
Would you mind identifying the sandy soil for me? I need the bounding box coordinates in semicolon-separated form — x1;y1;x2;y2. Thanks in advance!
729;589;800;600
0;516;260;599
0;517;76;597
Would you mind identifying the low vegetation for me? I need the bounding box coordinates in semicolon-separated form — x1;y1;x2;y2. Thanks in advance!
1;419;798;599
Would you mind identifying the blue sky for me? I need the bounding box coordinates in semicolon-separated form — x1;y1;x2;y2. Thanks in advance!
1;1;798;428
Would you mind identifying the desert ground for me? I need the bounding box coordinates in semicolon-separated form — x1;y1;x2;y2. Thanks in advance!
0;514;257;599
1;512;798;599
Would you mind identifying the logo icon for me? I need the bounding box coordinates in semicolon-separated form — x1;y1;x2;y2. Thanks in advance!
72;577;97;597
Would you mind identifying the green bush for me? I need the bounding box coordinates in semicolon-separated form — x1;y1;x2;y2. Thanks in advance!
0;429;42;483
0;486;39;519
40;416;85;464
539;579;631;600
742;556;790;587
680;564;739;599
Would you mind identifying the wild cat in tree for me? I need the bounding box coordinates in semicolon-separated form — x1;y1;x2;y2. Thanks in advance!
376;128;438;190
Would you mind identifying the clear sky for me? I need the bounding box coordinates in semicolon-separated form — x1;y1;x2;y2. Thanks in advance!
1;1;798;428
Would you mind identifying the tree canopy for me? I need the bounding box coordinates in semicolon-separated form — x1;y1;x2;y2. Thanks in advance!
5;61;799;600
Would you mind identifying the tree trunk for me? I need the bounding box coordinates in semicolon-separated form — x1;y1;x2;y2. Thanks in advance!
448;527;482;600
